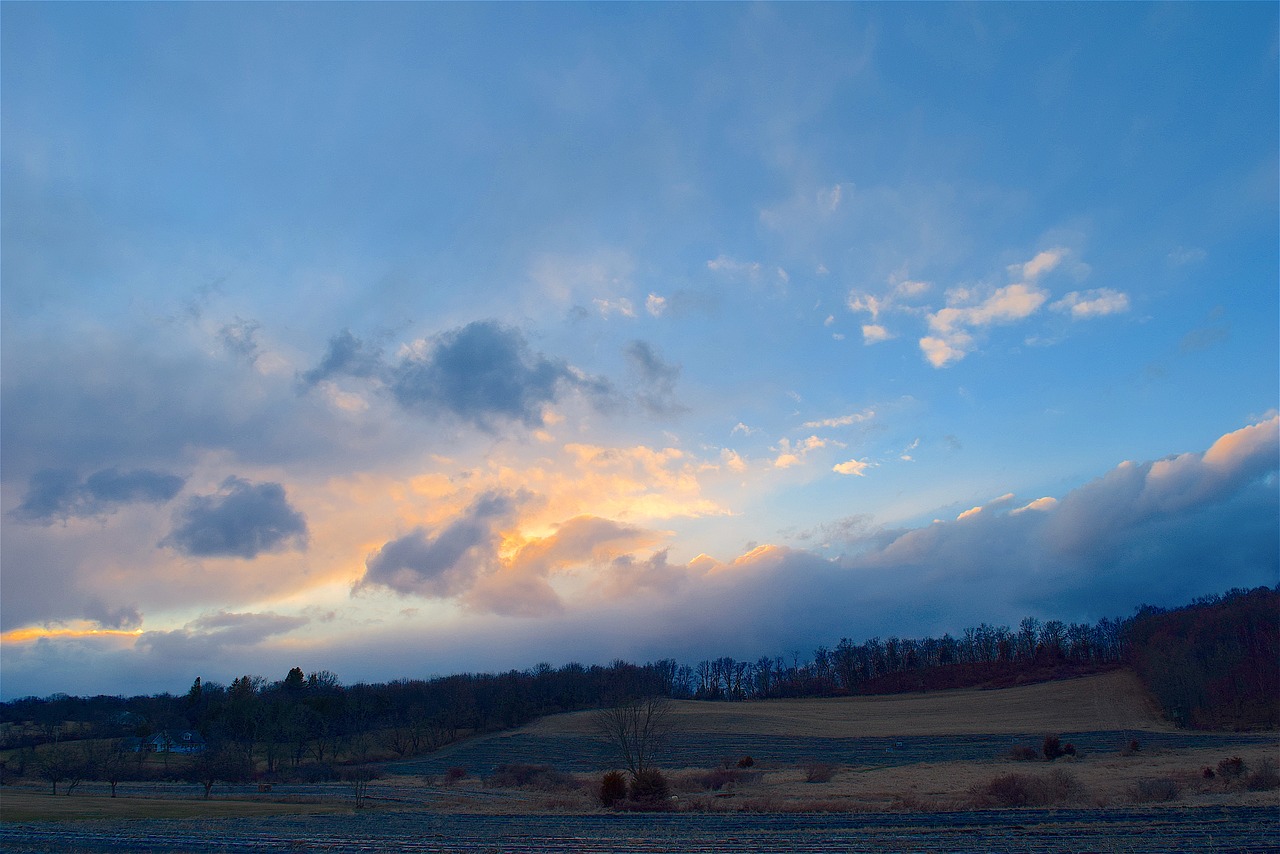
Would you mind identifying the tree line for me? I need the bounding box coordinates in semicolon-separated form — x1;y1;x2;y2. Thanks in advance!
3;585;1274;785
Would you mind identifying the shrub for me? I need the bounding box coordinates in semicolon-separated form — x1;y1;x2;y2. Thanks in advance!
1123;738;1141;755
599;770;628;807
443;766;467;785
1042;734;1063;761
628;769;671;806
1217;757;1246;781
1061;743;1076;757
1245;758;1279;792
736;756;755;769
1009;745;1039;761
1202;767;1216;779
1134;778;1181;802
682;767;758;791
974;770;1085;807
488;763;578;791
804;762;836;783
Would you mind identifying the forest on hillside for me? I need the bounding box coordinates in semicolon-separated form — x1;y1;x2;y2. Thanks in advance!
1;585;1275;788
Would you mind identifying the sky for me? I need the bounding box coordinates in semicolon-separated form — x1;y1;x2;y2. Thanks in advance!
2;3;1277;700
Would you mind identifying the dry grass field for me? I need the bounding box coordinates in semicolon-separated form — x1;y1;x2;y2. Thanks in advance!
526;669;1171;739
3;671;1276;823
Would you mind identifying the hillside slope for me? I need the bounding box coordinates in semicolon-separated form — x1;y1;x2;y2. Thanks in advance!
526;669;1172;739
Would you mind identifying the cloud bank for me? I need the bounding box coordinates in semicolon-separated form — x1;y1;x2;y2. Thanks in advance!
2;417;1275;698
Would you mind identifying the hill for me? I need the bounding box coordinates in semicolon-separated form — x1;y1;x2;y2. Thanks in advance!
527;669;1171;740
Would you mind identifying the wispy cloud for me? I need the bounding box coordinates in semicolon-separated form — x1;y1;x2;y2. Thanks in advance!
1050;288;1130;319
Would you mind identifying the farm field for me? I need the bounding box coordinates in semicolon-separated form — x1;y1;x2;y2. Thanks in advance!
3;806;1279;853
2;672;1277;851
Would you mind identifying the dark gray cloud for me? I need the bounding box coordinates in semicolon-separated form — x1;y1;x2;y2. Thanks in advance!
625;340;686;417
297;329;384;387
11;467;185;523
389;321;579;428
136;610;309;660
161;477;308;559
357;491;519;598
296;321;613;429
83;599;143;630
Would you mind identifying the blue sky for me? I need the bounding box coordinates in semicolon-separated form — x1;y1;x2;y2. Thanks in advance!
2;3;1276;699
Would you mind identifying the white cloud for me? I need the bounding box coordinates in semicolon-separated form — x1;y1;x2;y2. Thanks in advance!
773;435;832;468
848;293;886;319
803;410;875;429
593;297;636;318
1011;247;1067;281
833;458;870;476
920;283;1047;367
862;324;892;344
1051;289;1130;319
646;293;668;317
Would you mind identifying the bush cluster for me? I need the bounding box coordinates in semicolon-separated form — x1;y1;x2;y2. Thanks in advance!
600;768;673;810
678;767;758;792
974;769;1085;807
487;762;577;791
1133;778;1181;802
598;770;628;807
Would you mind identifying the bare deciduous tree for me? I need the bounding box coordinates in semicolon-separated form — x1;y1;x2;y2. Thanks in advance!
591;696;676;778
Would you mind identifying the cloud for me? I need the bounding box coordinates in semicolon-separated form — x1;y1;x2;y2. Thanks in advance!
470;515;666;616
218;317;262;363
358;494;669;617
803;410;874;430
390;321;603;429
646;294;668;317
83;599;143;630
295;322;612;429
625;340;685;416
833;458;871;476
774;435;833;468
920;282;1048;367
11;467;185;524
6;420;1276;699
136;610;309;659
298;329;384;387
161;477;308;558
1051;289;1130;319
356;491;519;599
593;297;636;318
861;324;892;344
1011;247;1068;281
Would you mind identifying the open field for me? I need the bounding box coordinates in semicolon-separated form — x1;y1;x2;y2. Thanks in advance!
2;672;1277;851
528;669;1171;739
